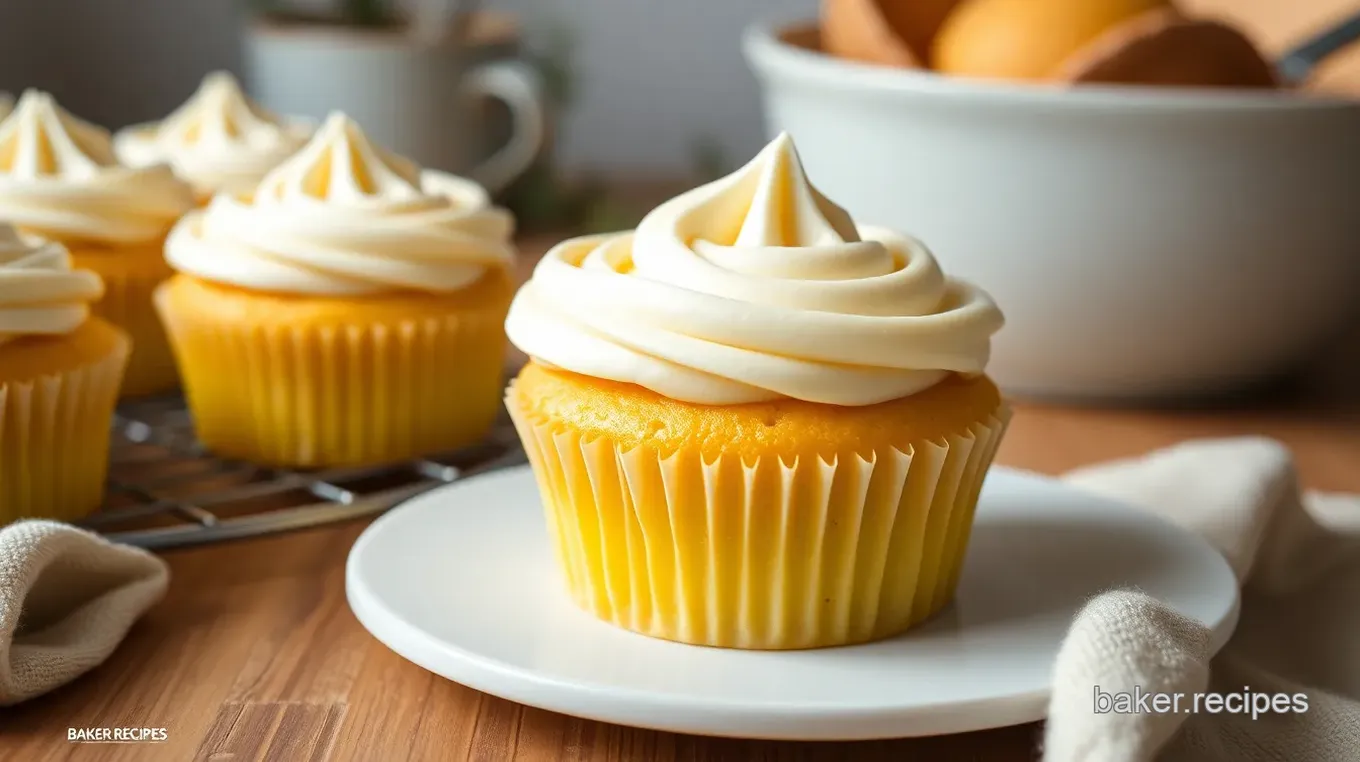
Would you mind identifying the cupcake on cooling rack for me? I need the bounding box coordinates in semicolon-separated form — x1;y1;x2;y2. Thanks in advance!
505;133;1009;650
114;71;312;204
0;224;129;523
156;112;517;468
0;90;196;398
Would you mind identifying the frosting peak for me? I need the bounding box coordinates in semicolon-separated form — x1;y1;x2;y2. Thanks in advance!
157;72;283;147
0;91;119;180
113;72;312;198
506;133;1004;407
0;223;103;346
165;112;515;296
677;133;901;290
728;133;858;248
0;90;194;244
255;113;427;208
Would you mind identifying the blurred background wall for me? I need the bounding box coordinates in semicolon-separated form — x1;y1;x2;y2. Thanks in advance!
0;0;1355;174
0;0;817;174
0;0;242;135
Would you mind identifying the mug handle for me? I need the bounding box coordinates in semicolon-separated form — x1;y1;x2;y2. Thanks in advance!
461;60;547;195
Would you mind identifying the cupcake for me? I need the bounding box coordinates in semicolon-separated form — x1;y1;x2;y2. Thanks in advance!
114;71;312;204
505;133;1008;650
156;113;517;468
0;224;129;523
0;90;196;398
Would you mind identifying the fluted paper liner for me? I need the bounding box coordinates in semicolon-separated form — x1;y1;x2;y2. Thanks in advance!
156;285;508;468
508;390;1011;650
0;325;130;523
71;241;179;398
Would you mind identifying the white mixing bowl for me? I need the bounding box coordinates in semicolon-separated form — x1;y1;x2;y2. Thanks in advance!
744;21;1360;401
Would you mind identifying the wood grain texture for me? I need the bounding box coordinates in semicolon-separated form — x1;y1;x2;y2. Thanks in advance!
0;234;1356;762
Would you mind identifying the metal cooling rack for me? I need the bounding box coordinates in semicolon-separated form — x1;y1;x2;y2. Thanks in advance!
81;396;527;551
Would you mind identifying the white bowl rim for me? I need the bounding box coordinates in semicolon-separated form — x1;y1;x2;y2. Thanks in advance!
743;18;1360;113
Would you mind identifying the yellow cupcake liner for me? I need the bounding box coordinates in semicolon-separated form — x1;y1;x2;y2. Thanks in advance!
508;391;1011;650
0;327;130;524
72;244;179;398
157;290;509;469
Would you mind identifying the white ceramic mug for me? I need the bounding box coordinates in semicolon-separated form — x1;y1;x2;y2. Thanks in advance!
745;21;1360;402
244;12;545;194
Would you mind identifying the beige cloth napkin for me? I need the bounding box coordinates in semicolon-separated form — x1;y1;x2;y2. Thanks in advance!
0;520;168;706
1043;437;1360;761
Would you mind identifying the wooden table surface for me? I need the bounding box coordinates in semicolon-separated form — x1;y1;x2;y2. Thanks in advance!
1;236;1357;762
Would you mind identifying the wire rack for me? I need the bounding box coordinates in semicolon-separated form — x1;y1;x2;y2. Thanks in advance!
80;396;528;551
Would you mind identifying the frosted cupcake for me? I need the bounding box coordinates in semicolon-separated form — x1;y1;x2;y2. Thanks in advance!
0;224;129;523
506;134;1008;650
114;72;312;204
0;90;196;397
156;113;516;468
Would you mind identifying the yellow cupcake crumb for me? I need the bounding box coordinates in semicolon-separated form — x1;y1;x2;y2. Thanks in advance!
509;360;1002;461
0;318;129;385
68;237;180;397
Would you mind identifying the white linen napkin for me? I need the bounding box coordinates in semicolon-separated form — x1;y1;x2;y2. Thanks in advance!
1043;437;1360;761
0;520;168;705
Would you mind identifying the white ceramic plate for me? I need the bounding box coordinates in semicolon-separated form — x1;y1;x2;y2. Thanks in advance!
346;465;1239;740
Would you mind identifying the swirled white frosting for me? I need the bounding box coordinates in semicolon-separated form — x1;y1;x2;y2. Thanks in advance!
0;90;195;244
114;72;312;198
0;223;103;347
506;133;1004;406
165;112;515;295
